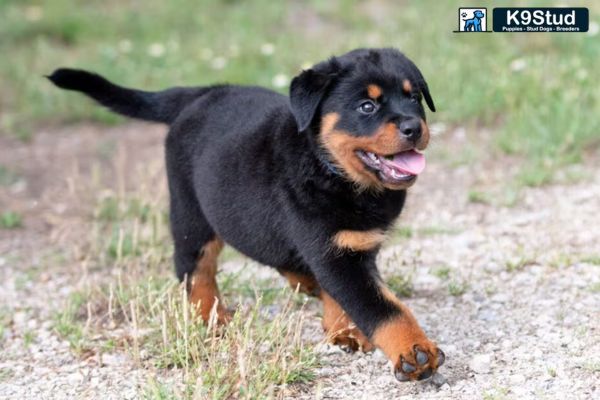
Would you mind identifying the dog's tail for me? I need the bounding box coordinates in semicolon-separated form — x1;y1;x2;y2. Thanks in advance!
47;68;210;124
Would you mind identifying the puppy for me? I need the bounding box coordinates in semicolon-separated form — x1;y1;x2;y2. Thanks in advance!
48;48;444;381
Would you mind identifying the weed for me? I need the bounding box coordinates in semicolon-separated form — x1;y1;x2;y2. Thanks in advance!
419;226;462;236
433;266;451;280
387;274;414;298
468;190;491;204
23;330;36;347
0;165;19;186
448;279;468;296
393;226;413;239
581;255;600;265
588;282;600;294
506;257;536;272
0;211;22;229
53;291;88;354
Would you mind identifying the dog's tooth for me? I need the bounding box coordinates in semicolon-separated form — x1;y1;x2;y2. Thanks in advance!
368;152;378;161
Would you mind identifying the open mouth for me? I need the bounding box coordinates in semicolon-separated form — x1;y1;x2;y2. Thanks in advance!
356;149;426;184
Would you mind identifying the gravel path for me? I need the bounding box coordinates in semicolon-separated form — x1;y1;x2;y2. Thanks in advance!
1;124;598;399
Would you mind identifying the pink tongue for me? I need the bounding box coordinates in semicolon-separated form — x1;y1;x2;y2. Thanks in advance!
390;150;426;175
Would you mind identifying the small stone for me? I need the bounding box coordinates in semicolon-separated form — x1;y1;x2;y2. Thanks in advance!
13;312;27;325
101;353;126;366
372;348;387;360
469;353;492;374
509;374;526;385
66;372;82;385
431;372;447;387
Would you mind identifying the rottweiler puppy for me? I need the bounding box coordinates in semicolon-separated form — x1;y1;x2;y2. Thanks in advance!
48;48;444;381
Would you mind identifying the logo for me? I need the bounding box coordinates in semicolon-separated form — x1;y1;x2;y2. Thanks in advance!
455;8;490;32
493;8;589;32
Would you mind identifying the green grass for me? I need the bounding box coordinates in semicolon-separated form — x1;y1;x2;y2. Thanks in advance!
505;256;536;272
447;279;468;296
51;185;318;398
432;266;451;280
387;274;414;298
53;291;88;353
468;190;491;205
56;273;318;399
392;226;413;239
0;165;19;186
581;255;600;265
0;211;22;229
23;330;37;347
0;307;11;340
1;1;599;183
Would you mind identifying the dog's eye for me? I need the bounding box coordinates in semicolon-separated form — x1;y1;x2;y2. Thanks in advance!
358;100;377;114
409;94;420;104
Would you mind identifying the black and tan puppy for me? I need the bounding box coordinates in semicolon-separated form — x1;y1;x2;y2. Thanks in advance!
48;48;444;381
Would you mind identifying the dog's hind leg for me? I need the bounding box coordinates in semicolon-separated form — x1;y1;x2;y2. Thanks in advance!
167;148;230;325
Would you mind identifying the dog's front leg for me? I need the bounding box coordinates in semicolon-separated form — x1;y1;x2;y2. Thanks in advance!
303;237;445;381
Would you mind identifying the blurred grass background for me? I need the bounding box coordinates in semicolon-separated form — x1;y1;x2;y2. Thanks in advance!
0;0;599;185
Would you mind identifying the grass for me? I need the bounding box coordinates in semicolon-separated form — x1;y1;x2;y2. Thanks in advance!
0;165;19;186
387;274;414;298
588;282;600;294
432;266;451;280
447;279;468;296
0;1;598;184
468;190;491;205
55;274;318;398
53;291;88;354
50;182;318;398
581;255;600;265
505;256;537;272
0;307;10;341
23;330;37;347
0;211;22;229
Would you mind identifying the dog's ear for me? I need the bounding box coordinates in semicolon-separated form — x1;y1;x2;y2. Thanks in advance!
421;81;436;112
289;60;339;132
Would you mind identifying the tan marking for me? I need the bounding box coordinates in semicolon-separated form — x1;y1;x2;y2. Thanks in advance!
333;229;387;251
367;84;382;99
278;270;320;296
320;113;431;190
189;238;231;325
321;291;373;352
372;286;441;379
402;79;412;94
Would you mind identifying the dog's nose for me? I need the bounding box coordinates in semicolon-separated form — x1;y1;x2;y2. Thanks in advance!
399;118;421;142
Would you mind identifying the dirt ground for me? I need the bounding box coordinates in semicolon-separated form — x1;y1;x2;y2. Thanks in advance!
0;123;598;399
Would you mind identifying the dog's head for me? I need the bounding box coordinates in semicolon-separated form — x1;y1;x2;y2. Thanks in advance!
473;10;484;18
290;48;435;191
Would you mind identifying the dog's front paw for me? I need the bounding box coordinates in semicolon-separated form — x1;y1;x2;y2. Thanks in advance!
392;343;445;382
372;315;445;382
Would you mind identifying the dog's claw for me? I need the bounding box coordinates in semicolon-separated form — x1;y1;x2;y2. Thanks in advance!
395;370;410;382
416;349;428;365
437;349;446;367
339;344;354;354
418;368;433;380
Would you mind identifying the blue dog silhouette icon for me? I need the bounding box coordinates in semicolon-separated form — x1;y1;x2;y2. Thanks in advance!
463;10;485;31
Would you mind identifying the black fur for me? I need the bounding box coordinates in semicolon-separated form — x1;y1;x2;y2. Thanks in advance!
48;48;434;338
